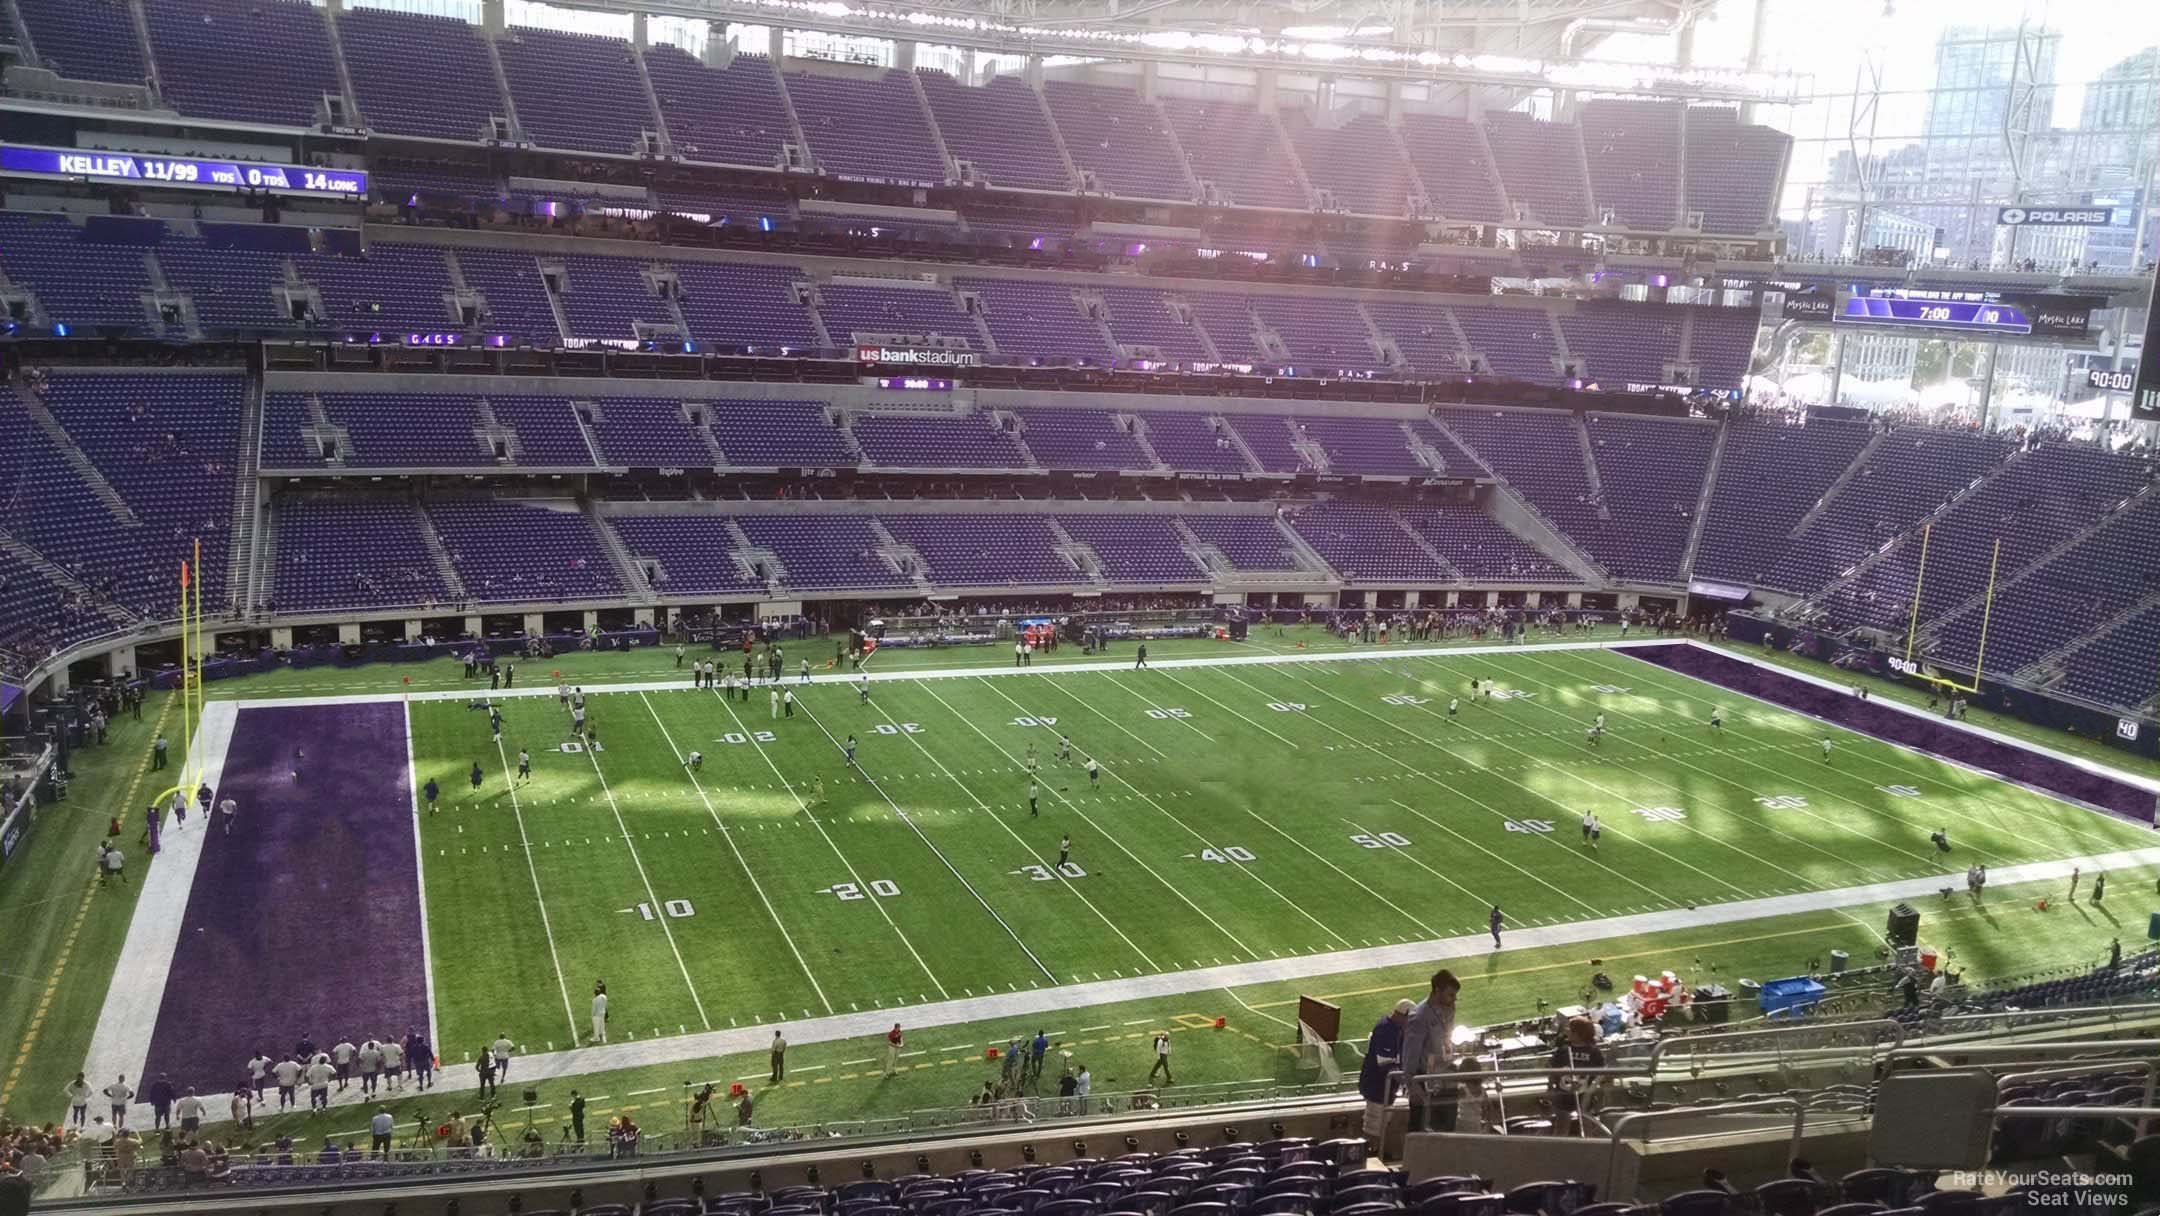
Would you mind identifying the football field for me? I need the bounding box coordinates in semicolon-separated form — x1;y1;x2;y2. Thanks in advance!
404;640;2157;1061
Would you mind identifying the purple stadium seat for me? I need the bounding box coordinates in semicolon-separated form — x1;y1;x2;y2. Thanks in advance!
1042;80;1194;202
607;516;767;596
1683;108;1790;236
736;515;912;590
1161;97;1311;212
339;7;504;142
270;497;446;612
1396;115;1510;223
706;401;852;468
1482;112;1592;227
852;412;1026;469
918;72;1072;192
1579;99;1684;231
14;0;146;85
146;0;340;127
498;26;657;156
1016;408;1149;470
958;278;1116;365
882;515;1075;587
645;47;792;168
428;500;624;603
788;69;947;186
1137;413;1251;474
1286;113;1417;218
0;213;162;335
1056;516;1209;583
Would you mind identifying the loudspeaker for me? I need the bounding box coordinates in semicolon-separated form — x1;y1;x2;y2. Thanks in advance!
1887;903;1921;949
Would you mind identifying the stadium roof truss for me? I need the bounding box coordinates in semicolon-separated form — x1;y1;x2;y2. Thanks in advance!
555;0;1807;103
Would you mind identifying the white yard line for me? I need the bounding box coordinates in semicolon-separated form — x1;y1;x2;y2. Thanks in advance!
576;721;712;1032
707;688;953;1001
403;699;442;1059
204;839;2160;1121
634;691;831;1016
488;710;582;1045
858;692;1156;973
912;680;1258;961
82;700;238;1091
794;698;1059;986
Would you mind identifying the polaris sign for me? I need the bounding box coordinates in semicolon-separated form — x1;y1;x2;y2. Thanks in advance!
1996;206;2114;227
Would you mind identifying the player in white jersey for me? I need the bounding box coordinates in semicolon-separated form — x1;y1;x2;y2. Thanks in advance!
686;750;703;772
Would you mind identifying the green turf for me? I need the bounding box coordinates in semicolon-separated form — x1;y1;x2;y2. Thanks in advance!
1712;638;2160;781
18;634;2154;1143
195;870;2140;1154
0;692;178;1119
408;643;2157;1059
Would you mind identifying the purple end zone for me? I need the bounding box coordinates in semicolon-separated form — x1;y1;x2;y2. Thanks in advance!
142;703;429;1092
1626;643;2154;824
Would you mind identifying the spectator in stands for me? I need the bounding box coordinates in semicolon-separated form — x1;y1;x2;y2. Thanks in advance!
1400;969;1461;1132
1359;999;1413;1138
1547;1016;1604;1136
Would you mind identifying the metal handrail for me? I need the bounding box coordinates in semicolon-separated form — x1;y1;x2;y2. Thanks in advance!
57;1077;1357;1201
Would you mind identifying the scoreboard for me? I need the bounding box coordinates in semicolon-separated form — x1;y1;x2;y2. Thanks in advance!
1832;287;2097;339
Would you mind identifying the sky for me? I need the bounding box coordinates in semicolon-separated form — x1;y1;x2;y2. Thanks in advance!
1603;0;2160;130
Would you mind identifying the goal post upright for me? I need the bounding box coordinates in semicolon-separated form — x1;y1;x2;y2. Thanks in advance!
1904;522;1932;667
1968;537;2002;691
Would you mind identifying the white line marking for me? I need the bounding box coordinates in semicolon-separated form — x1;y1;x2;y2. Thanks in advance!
228;839;2160;1119
404;698;443;1060
860;691;1152;973
83;700;239;1090
708;688;952;1000
635;691;831;1015
484;707;582;1045
575;711;711;1032
796;698;1058;985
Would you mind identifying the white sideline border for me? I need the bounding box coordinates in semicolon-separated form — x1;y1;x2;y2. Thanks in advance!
119;840;2160;1124
83;636;2152;1121
1698;642;2160;795
403;700;443;1060
82;700;239;1097
226;638;1668;711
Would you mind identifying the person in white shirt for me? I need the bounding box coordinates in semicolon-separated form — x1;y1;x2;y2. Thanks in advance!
370;1107;396;1158
80;1117;113;1146
686;750;703;773
492;1034;516;1080
218;797;237;835
1148;1033;1173;1084
590;990;609;1044
271;1057;302;1108
304;1057;335;1110
331;1039;358;1090
769;688;779;719
62;1073;91;1126
357;1040;384;1095
246;1052;271;1100
102;1075;133;1127
174;1088;206;1134
1074;1066;1091;1098
381;1038;405;1090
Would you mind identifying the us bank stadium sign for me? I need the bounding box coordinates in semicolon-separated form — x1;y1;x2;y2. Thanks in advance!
855;345;984;368
1996;206;2115;227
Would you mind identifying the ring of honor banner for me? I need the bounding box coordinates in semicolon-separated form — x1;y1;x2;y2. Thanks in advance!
2138;259;2160;419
